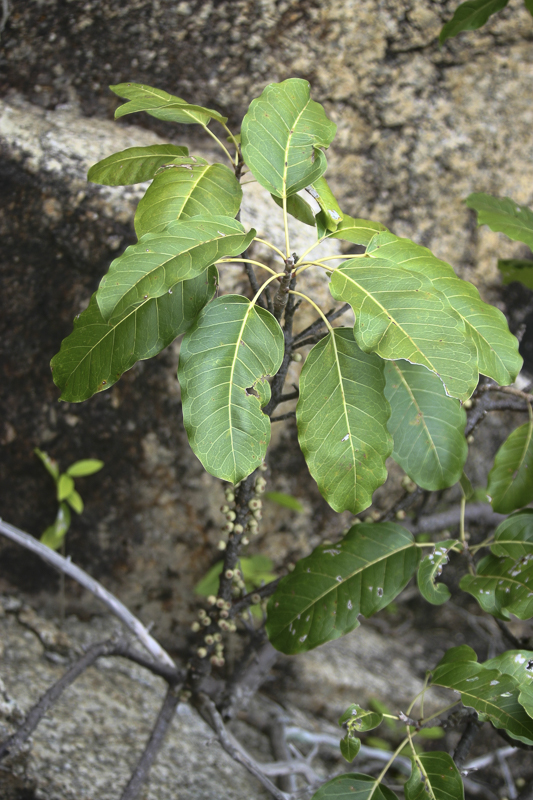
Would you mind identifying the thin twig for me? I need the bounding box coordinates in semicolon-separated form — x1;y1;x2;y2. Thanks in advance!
465;397;528;437
293;304;350;342
453;719;482;768
221;639;278;719
400;503;506;535
231;579;281;616
268;719;298;792
0;518;175;669
293;333;328;349
270;411;296;422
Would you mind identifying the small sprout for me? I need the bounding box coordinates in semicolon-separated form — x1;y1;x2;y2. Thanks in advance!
191;621;201;632
197;647;207;658
218;540;227;550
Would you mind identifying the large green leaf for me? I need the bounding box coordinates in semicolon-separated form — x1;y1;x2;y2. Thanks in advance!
417;539;459;605
241;78;336;198
110;82;227;125
498;259;533;290
87;145;189;186
439;0;509;44
178;295;284;483
485;650;533;720
96;216;255;323
384;361;468;490
329;261;478;401
266;522;420;654
311;773;398;800
405;752;464;800
366;232;522;386
432;645;533;745
492;511;533;558
271;193;316;227
460;552;533;620
51;269;216;402
487;420;533;514
466;193;533;249
296;329;392;514
134;163;242;237
326;215;389;247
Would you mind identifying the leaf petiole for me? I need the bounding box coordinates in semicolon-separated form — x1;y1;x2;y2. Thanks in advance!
289;290;335;335
253;238;287;259
216;258;279;277
201;123;234;165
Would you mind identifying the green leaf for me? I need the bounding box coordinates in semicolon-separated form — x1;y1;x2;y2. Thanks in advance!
306;176;343;231
439;0;509;45
417;539;459;606
110;82;227;125
405;752;464;800
484;650;533;719
266;522;420;654
96;217;254;323
526;0;533;16
340;735;361;762
65;489;84;514
57;474;75;501
492;510;533;558
179;296;284;484
466;193;533;249
460;552;533;620
326;215;388;247
241;78;336;199
487;420;533;514
296;329;392;514
311;773;398;800
40;503;71;551
460;471;474;500
329;261;478;401
264;491;303;512
384;361;468;490
271;193;316;227
134;162;242;238
34;448;59;481
66;459;104;477
51;269;217;402
432;645;533;745
87;145;189;186
195;555;275;596
366;232;522;386
498;259;533;290
339;704;384;732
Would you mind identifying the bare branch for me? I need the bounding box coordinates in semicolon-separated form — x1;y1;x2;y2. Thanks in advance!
400;503;506;535
0;518;176;669
231;579;281;616
221;639;278;719
465;396;528;437
453;719;483;768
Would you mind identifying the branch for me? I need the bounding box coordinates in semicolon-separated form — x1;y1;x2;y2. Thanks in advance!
400;503;506;535
220;638;278;719
453;718;483;769
270;411;296;422
231;579;281;616
293;303;350;343
465;396;528;437
0;518;176;669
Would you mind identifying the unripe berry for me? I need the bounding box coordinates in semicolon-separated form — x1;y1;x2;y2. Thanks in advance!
253;509;262;520
204;634;214;645
198;609;206;618
207;595;217;606
249;498;262;511
233;524;244;535
197;647;207;658
216;597;225;608
220;609;229;618
222;522;234;534
220;505;230;514
191;621;201;632
251;594;261;604
218;540;227;550
225;511;236;522
201;616;211;626
395;510;406;521
225;569;234;579
213;633;222;643
225;490;235;502
242;536;250;545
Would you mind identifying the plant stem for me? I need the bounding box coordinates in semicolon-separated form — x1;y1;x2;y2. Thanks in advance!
282;195;290;258
217;258;279;276
289;290;334;334
254;238;287;259
202;123;234;164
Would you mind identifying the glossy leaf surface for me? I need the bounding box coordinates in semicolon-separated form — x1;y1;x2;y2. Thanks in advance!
492;511;533;558
311;773;398;800
329;261;478;400
66;489;84;514
327;215;388;247
96;217;254;322
486;651;533;719
135;163;242;237
487;420;533;514
296;329;392;514
57;474;75;501
66;459;104;477
266;523;419;654
417;539;459;605
466;192;533;249
460;552;533;621
87;145;189;185
179;296;284;483
339;704;384;733
384;361;467;490
405;752;464;800
241;78;336;198
52;269;216;402
439;0;509;44
110;82;227;125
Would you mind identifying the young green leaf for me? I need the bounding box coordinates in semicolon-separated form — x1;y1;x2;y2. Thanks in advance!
241;78;336;198
264;492;303;512
405;752;464;800
492;510;533;558
134;163;242;238
498;259;533;290
466;193;533;249
340;735;361;762
306;176;343;231
271;193;316;227
34;448;60;481
57;474;75;502
417;539;459;605
329;261;478;401
487;420;533;514
266;522;420;654
66;459;104;477
51;269;217;402
40;503;71;551
439;0;509;45
96;217;254;322
339;704;384;733
325;215;388;247
65;489;84;514
460;552;533;620
311;773;398;800
87;145;189;186
179;296;284;484
296;329;392;514
384;361;468;490
110;82;227;125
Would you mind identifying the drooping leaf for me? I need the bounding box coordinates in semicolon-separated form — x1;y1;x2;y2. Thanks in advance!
431;645;533;745
366;232;522;386
305;176;343;231
40;503;71;551
329;261;478;401
439;0;509;45
417;539;459;606
271;193;316;227
296;329;392;514
51;269;217;402
87;145;189;186
326;215;388;247
178;296;284;484
498;259;533;290
96;217;254;322
134;162;242;238
460;552;533;620
66;459;104;477
110;82;227;125
57;474;75;502
384;361;468;490
405;752;464;800
241;78;336;198
34;448;59;481
339;704;384;733
487;420;533;514
340;735;361;762
264;491;304;512
266;523;420;654
466;193;533;249
311;773;398;800
492;510;533;558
